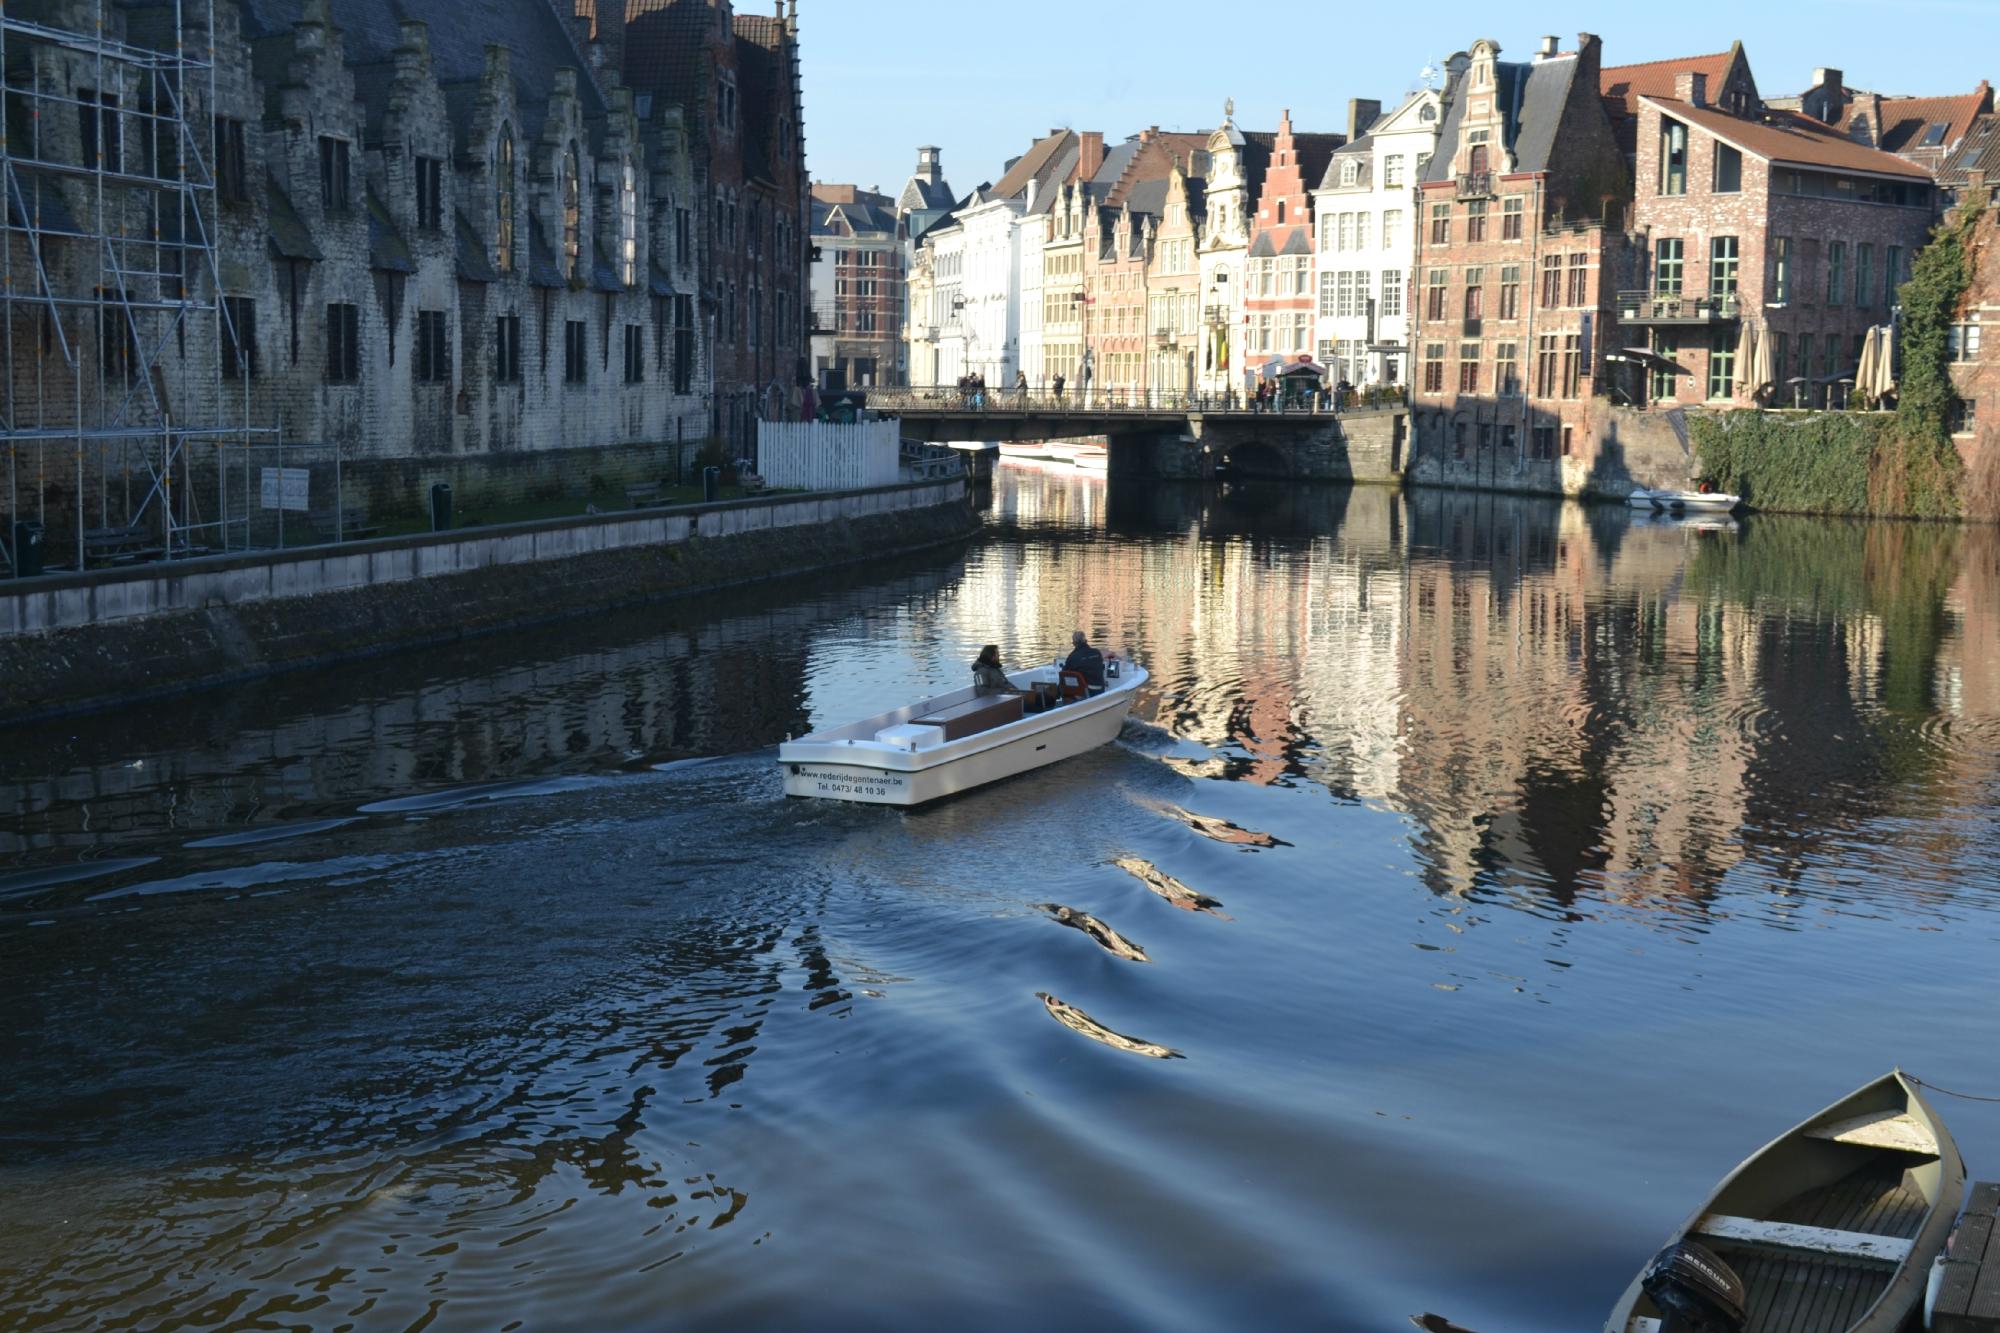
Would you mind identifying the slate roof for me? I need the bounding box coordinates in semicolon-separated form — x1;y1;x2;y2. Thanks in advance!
1644;96;1933;179
993;131;1074;200
898;174;955;214
1940;112;2000;189
813;199;897;236
266;179;324;261
235;0;606;140
1239;129;1345;200
1423;55;1580;184
366;189;414;272
528;216;566;288
1318;135;1375;191
1123;177;1170;217
454;209;496;282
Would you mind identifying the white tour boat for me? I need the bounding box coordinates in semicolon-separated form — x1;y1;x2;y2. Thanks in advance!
1627;486;1743;514
779;659;1148;806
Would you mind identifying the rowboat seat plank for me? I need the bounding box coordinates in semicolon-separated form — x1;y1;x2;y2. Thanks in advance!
1803;1110;1937;1154
1696;1214;1915;1267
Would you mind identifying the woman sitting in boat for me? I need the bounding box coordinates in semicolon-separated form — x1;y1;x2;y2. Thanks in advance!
972;645;1014;696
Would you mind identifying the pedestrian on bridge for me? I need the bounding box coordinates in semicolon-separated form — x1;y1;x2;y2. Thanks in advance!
1052;373;1065;403
1014;369;1028;406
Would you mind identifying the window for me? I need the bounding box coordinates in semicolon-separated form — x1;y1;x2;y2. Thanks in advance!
495;129;515;272
1948;323;1983;362
215;116;248;204
1654;238;1684;296
325;302;359;383
1650;333;1681;401
1381;269;1403;317
1713;143;1742;193
676;208;692;267
623;324;644;382
1423;342;1445;393
1501;196;1523;241
1885;247;1903;305
1430;202;1450;246
1795;333;1812;385
1562;425;1574;458
1951;396;1977;434
1856;243;1873;307
410;155;442;232
1923;123;1950;149
221;295;256;378
1541;255;1562;308
564;319;588;383
1453;421;1468;459
1772;237;1792;303
495;312;521;383
1709;237;1739;297
1426;268;1448;321
1536;334;1559;397
1384;155;1403;188
1498;265;1520;320
1659;118;1688;195
415;309;450;383
1319;271;1338;317
1463;268;1484;322
620;161;638;287
673;295;694;393
1496;342;1519;395
1382;209;1401;249
1566;253;1588;307
1532;426;1555;460
562;142;581;281
80;89;121;172
1467;199;1487;243
1561;334;1582;398
1341;159;1359;187
319;137;350;211
1355;213;1369;252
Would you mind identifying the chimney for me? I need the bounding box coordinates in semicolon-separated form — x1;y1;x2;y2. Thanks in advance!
916;145;941;182
595;0;625;74
1077;130;1105;182
1347;98;1383;140
1676;72;1708;108
1537;35;1558;59
1969;168;1986;192
1575;33;1602;80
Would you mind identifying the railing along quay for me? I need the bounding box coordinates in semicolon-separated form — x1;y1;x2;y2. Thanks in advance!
866;385;1410;418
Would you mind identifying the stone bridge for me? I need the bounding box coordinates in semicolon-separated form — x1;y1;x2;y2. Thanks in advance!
865;389;1410;483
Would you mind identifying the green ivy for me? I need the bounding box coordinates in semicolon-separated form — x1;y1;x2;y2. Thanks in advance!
1876;186;1985;518
1690;410;1882;515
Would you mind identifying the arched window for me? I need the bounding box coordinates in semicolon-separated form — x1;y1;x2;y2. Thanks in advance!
562;141;581;281
620;160;638;287
495;126;515;273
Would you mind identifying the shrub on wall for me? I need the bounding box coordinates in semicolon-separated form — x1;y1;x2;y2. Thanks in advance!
1690;410;1881;515
1874;187;1985;518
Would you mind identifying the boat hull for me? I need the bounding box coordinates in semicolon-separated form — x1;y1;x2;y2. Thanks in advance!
779;667;1146;807
1604;1070;1963;1333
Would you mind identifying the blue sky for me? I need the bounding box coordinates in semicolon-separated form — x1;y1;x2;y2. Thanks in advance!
797;0;2000;198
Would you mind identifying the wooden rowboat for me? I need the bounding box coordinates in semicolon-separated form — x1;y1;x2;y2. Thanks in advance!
1606;1070;1964;1333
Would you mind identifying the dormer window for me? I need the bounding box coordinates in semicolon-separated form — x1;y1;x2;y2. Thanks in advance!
1340;160;1359;187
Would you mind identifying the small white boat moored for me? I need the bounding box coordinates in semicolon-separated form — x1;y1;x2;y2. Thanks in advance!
1628;486;1743;513
779;660;1148;806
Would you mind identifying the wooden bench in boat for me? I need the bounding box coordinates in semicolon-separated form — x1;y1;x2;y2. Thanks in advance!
911;693;1024;742
1933;1181;2000;1333
1692;1213;1916;1267
1804;1109;1938;1154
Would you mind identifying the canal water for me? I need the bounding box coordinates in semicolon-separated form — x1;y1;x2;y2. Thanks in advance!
4;466;1999;1330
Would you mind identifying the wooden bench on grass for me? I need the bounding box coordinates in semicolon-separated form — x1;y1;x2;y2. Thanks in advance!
624;481;666;509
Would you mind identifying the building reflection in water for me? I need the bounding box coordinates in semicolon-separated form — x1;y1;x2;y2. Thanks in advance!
964;465;2000;920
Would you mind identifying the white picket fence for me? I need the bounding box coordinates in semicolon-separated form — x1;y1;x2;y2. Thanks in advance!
757;420;901;491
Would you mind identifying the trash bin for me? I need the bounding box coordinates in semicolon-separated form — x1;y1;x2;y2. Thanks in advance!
702;466;719;503
11;519;43;577
429;482;453;532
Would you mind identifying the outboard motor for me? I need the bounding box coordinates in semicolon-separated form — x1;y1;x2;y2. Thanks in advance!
1641;1241;1748;1333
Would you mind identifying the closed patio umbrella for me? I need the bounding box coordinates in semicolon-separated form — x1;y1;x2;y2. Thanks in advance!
1752;323;1775;400
1854;328;1878;406
1877;324;1898;399
1733;321;1757;401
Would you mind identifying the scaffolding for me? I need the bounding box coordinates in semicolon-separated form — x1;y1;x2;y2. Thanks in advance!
1;0;271;575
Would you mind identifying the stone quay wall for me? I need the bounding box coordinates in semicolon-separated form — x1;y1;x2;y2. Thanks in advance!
0;479;975;723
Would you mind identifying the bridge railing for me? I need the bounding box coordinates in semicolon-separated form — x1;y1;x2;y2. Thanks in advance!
866;384;1409;416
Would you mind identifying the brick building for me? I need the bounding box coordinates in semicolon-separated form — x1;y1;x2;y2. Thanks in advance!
621;0;809;453
1243;111;1322;384
1145;165;1206;399
1625;69;1937;411
1947;196;1997;501
1410;34;1634;486
808;185;903;388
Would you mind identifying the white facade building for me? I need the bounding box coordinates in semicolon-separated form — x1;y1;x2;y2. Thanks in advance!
1197;111;1254;399
957;189;1023;385
1310;89;1441;388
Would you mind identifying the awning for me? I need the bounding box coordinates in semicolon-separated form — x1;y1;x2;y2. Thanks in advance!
1608;346;1693;375
1280;358;1328;376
